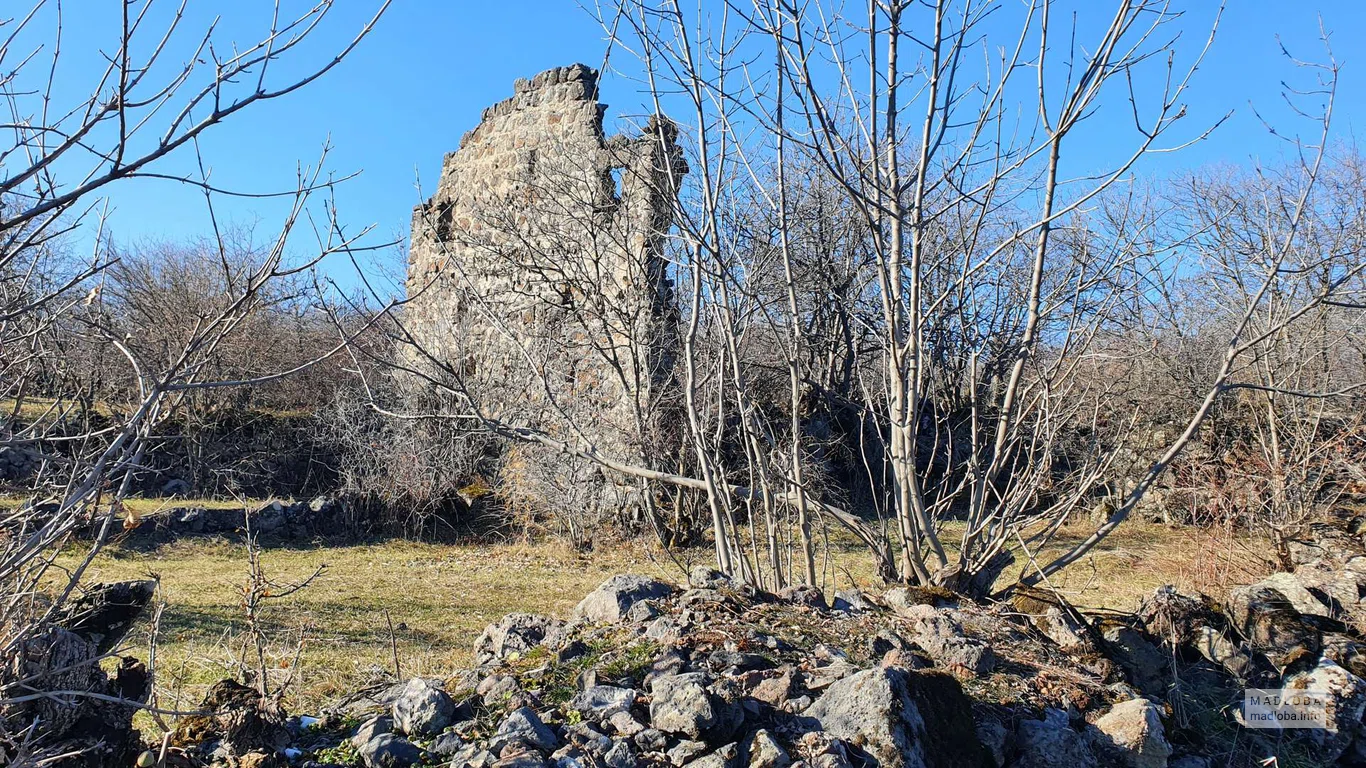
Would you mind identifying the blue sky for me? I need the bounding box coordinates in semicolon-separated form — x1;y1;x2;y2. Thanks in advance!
22;1;1366;290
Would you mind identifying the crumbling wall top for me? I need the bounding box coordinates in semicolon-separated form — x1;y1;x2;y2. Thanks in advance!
458;63;602;150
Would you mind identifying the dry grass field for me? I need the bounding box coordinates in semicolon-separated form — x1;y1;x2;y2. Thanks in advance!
59;518;1275;721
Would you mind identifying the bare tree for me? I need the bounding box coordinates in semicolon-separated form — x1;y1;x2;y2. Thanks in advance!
344;1;1363;599
0;1;388;762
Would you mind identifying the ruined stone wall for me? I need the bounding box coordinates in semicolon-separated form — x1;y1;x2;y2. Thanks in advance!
404;64;684;524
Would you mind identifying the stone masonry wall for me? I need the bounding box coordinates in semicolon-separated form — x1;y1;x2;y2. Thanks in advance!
404;64;685;524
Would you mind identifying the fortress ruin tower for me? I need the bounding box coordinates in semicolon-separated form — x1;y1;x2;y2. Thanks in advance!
403;64;686;521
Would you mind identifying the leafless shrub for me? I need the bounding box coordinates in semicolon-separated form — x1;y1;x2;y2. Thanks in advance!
321;380;497;537
233;518;323;707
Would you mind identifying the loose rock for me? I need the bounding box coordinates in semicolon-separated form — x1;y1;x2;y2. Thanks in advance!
575;575;676;623
390;677;455;737
1087;698;1172;768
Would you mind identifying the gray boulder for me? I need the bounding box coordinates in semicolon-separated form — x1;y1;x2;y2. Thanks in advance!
357;733;426;768
478;672;522;706
474;613;563;666
801;667;928;768
603;739;637;768
391;677;455;737
1038;607;1095;653
1281;658;1366;762
651;673;725;740
492;754;549;768
1235;573;1332;619
746;729;790;768
571;685;638;721
575;575;677;623
907;609;994;676
689;566;734;589
1014;717;1096;768
1226;586;1321;671
1135;587;1220;646
974;717;1009;768
1101;625;1169;695
1087;698;1172;768
450;744;496;768
562;722;613;757
351;714;394;749
832;589;875;613
431;731;465;756
608;710;645;736
685;742;740;768
490;707;559;754
635;727;667;751
668;739;710;765
645;616;686;645
778;584;827;610
736;667;797;707
1193;625;1252;680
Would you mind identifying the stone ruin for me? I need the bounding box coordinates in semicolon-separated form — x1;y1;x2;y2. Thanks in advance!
403;64;686;520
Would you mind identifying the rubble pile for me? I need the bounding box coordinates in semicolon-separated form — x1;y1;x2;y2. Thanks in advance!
29;520;1366;767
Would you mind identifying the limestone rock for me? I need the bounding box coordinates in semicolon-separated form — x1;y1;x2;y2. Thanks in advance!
575;575;676;623
635;727;667;751
490;707;558;754
1293;563;1361;616
650;672;740;743
1246;572;1332;618
608;710;645;737
832;589;874;613
350;715;393;749
492;753;549;768
603;739;637;767
801;667;929;768
736;667;797;707
883;587;918;617
1226;586;1321;671
690;567;734;589
646;616;686;645
778;584;827;610
1039;606;1095;654
685;742;740;768
974;717;1009;768
1135;587;1221;647
571;685;638;721
391;677;455;737
357;733;426;768
907;609;995;677
668;739;710;765
474;613;563;666
1013;717;1096;768
479;672;522;706
562;722;612;757
1281;658;1366;762
1193;626;1254;680
1087;698;1172;768
746;729;790;768
450;744;496;768
431;731;465;756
